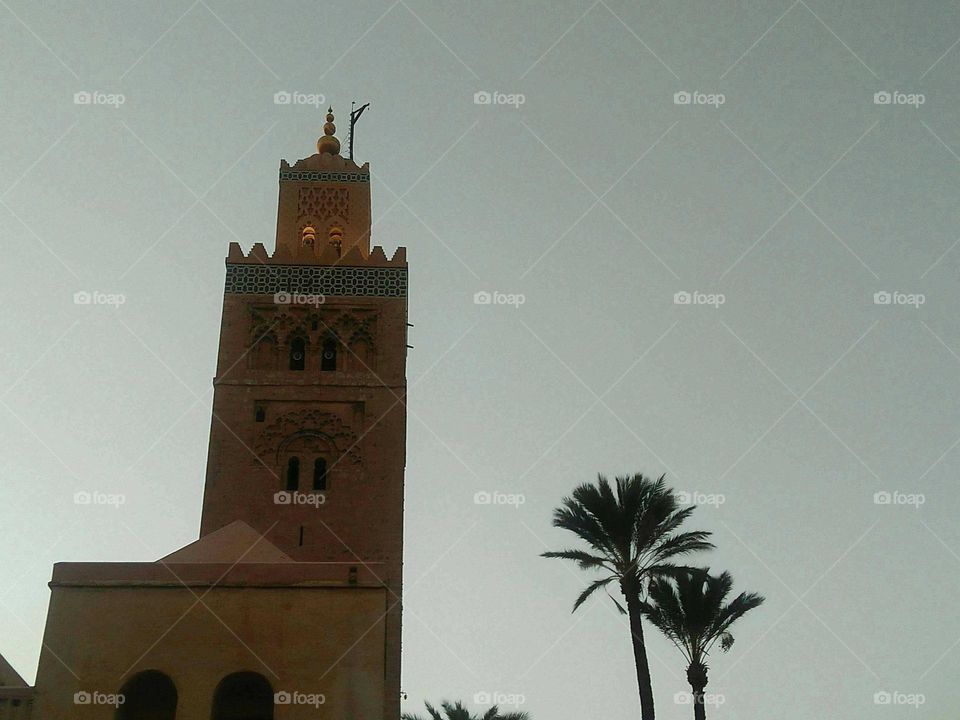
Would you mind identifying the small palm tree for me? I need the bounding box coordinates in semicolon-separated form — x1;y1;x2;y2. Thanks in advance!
638;569;765;720
542;474;714;720
401;700;529;720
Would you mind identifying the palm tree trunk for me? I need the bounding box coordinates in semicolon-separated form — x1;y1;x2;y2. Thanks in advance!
691;683;706;720
687;662;709;720
622;579;656;720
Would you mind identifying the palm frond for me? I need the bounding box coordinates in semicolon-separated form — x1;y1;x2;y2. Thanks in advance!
541;548;611;571
572;575;617;612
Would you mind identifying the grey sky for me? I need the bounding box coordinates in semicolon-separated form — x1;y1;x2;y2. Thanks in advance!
2;1;960;717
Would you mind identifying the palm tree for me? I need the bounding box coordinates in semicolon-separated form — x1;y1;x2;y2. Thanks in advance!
542;474;714;720
638;568;765;720
401;700;529;720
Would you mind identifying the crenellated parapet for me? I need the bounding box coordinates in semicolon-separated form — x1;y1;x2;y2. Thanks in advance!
224;243;407;298
226;242;406;267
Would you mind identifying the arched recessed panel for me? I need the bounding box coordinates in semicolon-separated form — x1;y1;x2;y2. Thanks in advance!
211;672;273;720
115;670;177;720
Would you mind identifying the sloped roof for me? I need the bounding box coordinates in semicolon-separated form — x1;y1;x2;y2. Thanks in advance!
0;652;27;687
160;521;293;564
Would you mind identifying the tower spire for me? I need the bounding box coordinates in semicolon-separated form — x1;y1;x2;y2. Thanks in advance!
317;106;341;155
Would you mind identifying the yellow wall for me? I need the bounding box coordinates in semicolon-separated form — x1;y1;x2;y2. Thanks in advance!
32;585;387;719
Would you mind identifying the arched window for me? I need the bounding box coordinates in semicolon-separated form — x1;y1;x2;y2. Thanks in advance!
321;338;337;371
289;337;306;371
115;670;177;720
211;672;273;720
286;457;300;492
313;458;327;491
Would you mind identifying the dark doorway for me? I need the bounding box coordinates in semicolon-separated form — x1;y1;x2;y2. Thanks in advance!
115;670;177;720
210;672;273;720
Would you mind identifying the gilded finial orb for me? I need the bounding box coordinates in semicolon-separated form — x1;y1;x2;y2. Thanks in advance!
317;106;341;155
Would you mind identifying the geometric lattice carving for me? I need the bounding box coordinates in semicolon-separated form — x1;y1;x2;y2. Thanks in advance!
299;187;349;222
279;170;369;183
255;410;362;466
225;264;407;297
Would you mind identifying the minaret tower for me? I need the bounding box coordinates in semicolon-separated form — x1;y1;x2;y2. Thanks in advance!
200;109;408;719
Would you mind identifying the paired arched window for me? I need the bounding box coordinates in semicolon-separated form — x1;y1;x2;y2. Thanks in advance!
313;458;327;491
285;457;300;491
115;670;177;720
288;337;306;371
211;672;273;720
284;456;330;492
321;338;338;371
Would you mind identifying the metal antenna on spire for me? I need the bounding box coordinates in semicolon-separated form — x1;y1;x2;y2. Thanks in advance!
348;101;370;161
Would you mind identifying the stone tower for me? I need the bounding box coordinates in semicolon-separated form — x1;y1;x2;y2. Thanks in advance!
19;111;408;720
199;108;408;718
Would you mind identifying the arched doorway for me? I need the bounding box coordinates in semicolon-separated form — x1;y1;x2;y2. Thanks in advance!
211;672;273;720
115;670;177;720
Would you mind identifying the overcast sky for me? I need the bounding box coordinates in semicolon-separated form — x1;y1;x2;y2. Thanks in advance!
2;1;960;718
